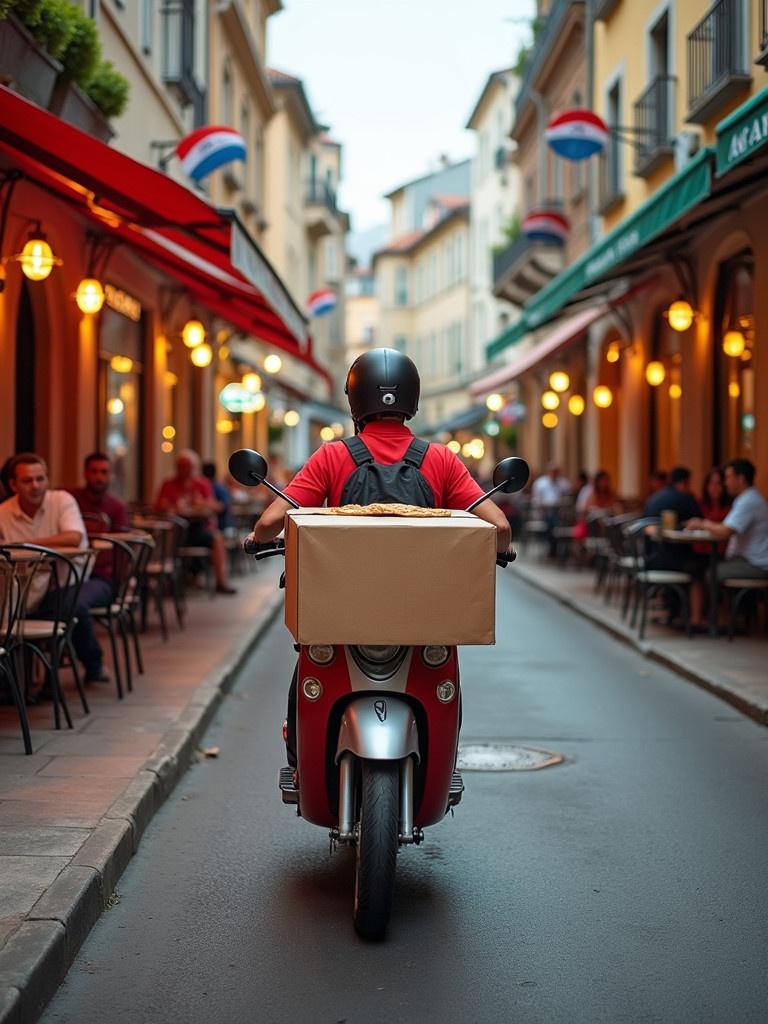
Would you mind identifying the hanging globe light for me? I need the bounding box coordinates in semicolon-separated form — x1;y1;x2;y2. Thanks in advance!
542;412;558;429
190;342;213;367
541;390;560;410
593;385;613;408
75;278;105;314
722;330;746;358
485;393;504;412
264;354;283;374
568;394;586;416
242;371;262;392
665;300;694;332
549;370;570;393
645;361;666;386
182;319;206;348
17;234;61;281
606;341;620;363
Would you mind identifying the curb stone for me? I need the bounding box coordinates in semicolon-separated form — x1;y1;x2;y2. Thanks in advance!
513;566;768;727
0;590;283;1024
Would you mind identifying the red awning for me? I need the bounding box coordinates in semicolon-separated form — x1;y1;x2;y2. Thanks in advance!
470;305;607;397
0;86;330;383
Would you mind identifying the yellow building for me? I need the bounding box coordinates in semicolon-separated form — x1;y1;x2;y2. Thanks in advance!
374;195;471;430
476;0;768;496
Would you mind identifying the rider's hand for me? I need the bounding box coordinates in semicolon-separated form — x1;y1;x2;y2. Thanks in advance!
496;545;516;568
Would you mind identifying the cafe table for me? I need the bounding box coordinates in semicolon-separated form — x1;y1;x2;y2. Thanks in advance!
657;528;722;636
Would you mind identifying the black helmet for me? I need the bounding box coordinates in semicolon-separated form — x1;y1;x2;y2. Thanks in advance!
345;348;420;425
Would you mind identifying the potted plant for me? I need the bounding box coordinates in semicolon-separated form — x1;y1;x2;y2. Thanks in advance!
47;3;114;142
0;4;62;110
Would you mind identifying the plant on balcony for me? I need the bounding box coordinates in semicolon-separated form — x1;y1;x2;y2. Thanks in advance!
85;59;129;118
0;0;43;25
512;15;546;77
29;0;75;59
58;3;100;86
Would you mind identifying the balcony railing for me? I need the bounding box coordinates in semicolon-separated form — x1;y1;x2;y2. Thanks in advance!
757;0;768;66
305;180;338;216
687;0;751;124
593;0;620;21
633;75;676;176
161;0;202;109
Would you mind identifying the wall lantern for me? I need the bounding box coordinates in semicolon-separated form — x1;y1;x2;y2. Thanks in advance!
190;342;213;367
264;353;283;374
549;370;570;393
568;394;586;416
182;319;206;348
541;390;560;410
722;330;746;358
75;278;105;314
669;383;682;399
242;371;262;393
542;412;559;429
645;360;666;386
283;409;300;427
485;392;504;412
664;300;695;333
593;385;613;408
606;341;620;363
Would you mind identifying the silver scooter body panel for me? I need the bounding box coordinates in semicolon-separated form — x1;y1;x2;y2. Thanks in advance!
335;696;420;764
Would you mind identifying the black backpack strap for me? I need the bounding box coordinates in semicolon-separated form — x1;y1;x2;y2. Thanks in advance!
341;436;374;467
403;438;430;469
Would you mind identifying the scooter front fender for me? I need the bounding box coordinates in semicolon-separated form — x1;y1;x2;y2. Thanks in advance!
335;696;420;764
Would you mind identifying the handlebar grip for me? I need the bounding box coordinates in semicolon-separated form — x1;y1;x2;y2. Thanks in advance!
243;538;258;555
243;538;286;557
496;547;517;568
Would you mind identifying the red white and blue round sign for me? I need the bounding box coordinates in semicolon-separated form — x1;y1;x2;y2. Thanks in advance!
522;209;570;246
545;109;609;161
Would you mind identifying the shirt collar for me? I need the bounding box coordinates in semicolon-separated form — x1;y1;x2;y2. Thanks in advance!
359;420;413;437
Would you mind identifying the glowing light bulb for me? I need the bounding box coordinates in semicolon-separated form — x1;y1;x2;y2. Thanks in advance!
264;354;283;374
549;371;570;393
242;372;262;392
283;409;300;427
19;237;58;281
485;393;504;412
447;440;461;454
110;355;133;374
606;342;620;363
542;412;558;429
162;425;176;440
107;397;124;415
645;361;666;386
722;331;746;358
568;394;585;416
320;426;335;442
666;300;694;332
182;319;206;348
593;385;613;409
541;390;560;411
668;383;682;399
728;381;741;399
190;343;213;367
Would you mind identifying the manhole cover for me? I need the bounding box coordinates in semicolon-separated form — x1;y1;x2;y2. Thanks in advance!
457;742;564;772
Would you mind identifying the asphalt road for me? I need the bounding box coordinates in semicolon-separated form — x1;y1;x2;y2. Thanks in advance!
42;574;768;1024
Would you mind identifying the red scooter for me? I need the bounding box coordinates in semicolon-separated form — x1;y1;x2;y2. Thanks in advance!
229;449;529;938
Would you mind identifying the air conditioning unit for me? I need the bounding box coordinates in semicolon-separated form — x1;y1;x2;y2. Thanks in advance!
674;131;701;172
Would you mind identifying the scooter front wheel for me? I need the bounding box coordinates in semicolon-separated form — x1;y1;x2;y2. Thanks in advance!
353;759;399;939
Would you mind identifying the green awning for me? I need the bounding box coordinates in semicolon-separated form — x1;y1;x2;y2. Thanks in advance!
485;147;713;361
716;86;768;178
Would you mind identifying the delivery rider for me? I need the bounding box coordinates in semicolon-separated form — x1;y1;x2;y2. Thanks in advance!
247;348;512;765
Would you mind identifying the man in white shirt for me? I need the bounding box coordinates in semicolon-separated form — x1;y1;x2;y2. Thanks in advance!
0;453;111;684
687;458;768;580
531;463;572;557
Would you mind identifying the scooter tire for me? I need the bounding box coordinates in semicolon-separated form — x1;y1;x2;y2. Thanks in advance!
353;759;399;939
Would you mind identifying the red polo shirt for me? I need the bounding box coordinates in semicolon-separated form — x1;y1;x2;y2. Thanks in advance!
283;421;484;510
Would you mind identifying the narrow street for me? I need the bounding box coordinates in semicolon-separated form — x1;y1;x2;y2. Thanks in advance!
41;574;768;1024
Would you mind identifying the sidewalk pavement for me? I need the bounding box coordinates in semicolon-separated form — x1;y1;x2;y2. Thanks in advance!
512;557;768;726
0;565;283;1024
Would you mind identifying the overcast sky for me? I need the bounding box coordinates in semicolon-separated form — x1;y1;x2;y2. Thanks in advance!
268;0;535;235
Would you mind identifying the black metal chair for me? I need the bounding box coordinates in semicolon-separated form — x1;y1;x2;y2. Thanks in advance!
87;536;140;699
0;547;43;754
624;521;693;640
723;577;768;640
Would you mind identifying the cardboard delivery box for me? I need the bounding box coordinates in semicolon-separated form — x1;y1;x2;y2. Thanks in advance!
284;509;497;646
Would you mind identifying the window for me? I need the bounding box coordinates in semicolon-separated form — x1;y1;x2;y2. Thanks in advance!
456;232;465;280
324;237;339;281
601;76;623;208
394;265;408;306
140;0;154;54
222;61;233;124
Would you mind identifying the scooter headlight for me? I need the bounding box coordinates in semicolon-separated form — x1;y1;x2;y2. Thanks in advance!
308;644;334;665
423;645;449;667
357;645;401;664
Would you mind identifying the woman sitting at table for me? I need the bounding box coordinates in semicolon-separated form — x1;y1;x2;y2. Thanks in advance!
694;468;730;556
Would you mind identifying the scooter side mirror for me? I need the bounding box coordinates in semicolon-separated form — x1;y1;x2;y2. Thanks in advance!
229;449;269;487
492;457;530;494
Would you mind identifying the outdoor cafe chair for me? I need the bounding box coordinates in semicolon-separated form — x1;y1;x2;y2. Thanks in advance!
118;532;155;676
722;577;768;641
1;543;96;729
87;536;140;699
131;516;184;640
596;513;639;604
0;547;43;754
623;520;693;641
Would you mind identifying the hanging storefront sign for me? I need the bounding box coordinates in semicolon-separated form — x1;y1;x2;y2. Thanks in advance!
715;86;768;178
522;209;570;246
544;110;609;161
105;283;141;321
219;382;263;414
176;126;247;182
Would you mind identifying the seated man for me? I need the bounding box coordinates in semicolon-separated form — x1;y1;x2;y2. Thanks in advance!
69;451;129;534
0;452;111;685
687;458;768;582
156;449;236;595
644;466;703;574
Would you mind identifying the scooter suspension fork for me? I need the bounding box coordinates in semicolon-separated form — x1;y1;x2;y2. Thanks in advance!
399;757;415;844
337;752;356;842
